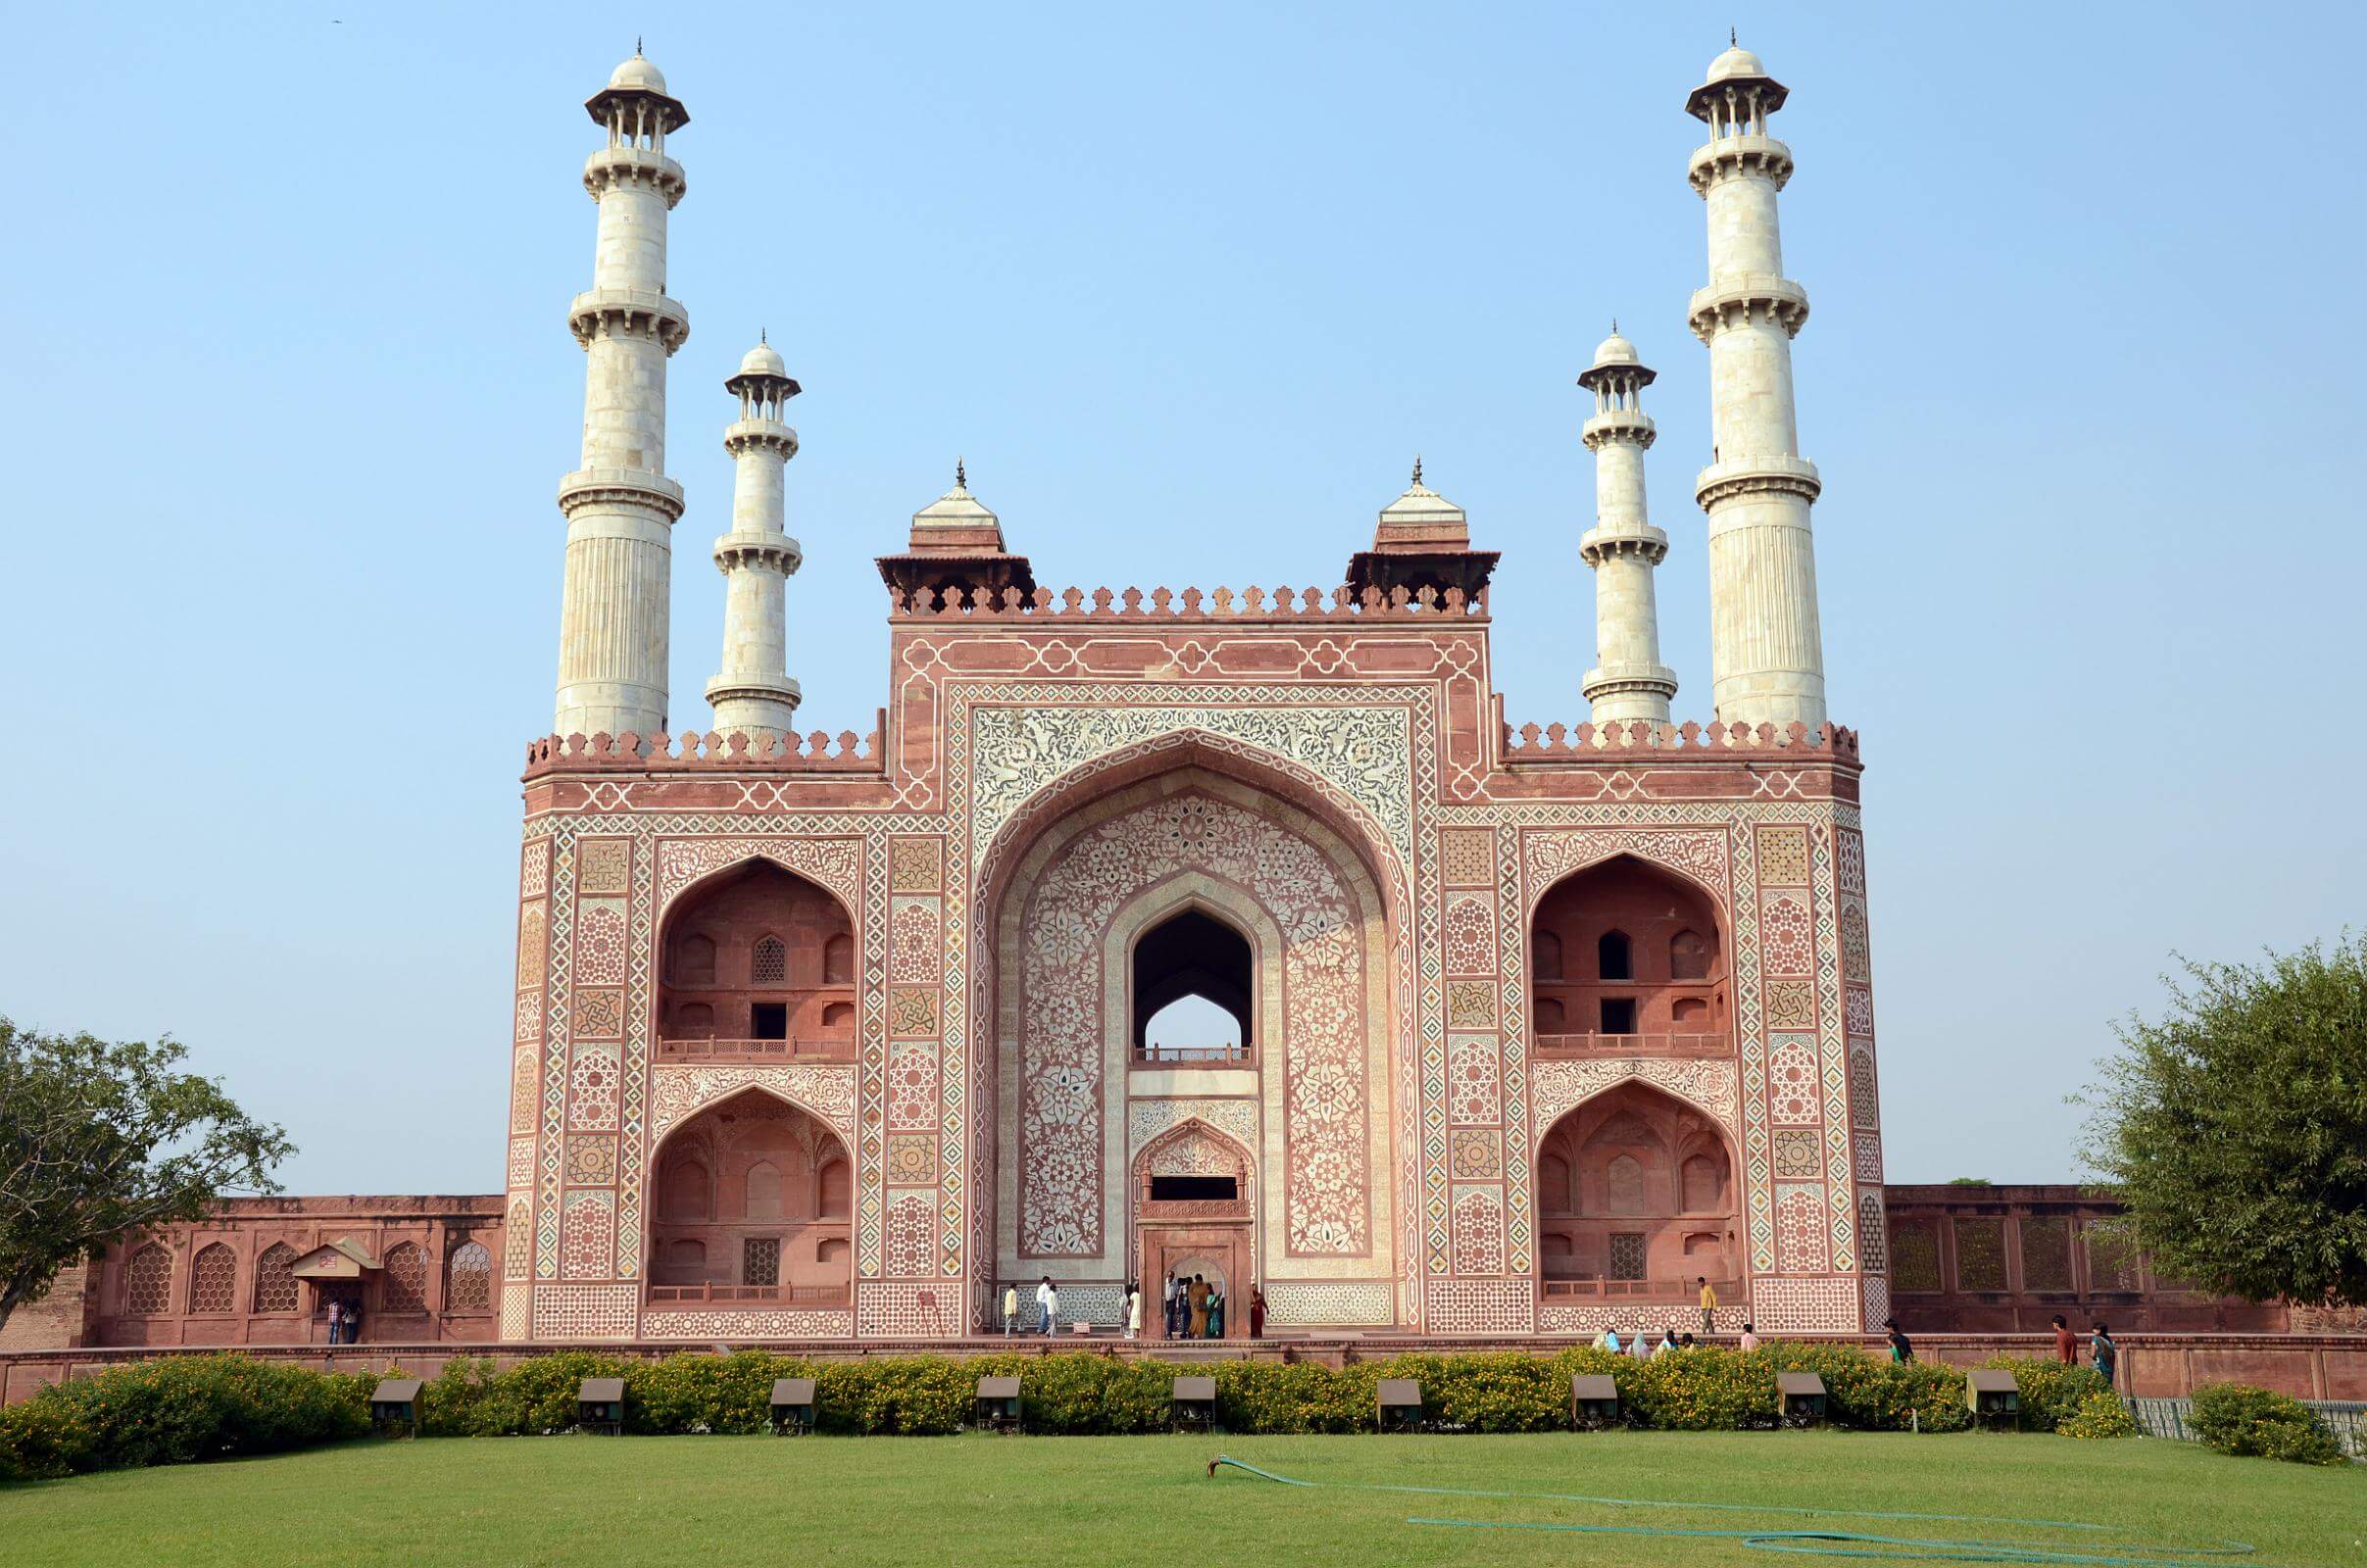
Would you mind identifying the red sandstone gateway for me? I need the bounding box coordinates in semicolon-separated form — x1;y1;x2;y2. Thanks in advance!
5;42;2357;1406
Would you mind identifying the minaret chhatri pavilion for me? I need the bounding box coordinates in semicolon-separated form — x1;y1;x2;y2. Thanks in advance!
553;47;691;741
1577;327;1677;726
705;337;804;742
1688;39;1827;729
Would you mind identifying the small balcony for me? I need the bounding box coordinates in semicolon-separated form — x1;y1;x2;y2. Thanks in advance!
1540;1275;1742;1303
643;1283;852;1309
655;1035;856;1064
1131;1043;1254;1067
1532;1031;1728;1060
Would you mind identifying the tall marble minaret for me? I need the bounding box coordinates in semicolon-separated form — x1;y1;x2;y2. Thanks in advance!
552;49;691;740
1687;39;1827;729
1578;328;1677;725
706;338;804;741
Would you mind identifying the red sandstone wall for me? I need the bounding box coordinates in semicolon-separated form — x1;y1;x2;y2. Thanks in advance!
39;1197;506;1354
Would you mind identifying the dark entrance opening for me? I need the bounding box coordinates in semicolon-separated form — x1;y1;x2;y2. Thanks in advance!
1149;1175;1239;1202
751;1002;788;1040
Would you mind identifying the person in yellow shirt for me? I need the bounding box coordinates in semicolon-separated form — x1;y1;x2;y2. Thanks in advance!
1697;1276;1718;1337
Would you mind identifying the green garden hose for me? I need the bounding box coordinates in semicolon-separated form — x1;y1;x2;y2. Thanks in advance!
1206;1456;2262;1567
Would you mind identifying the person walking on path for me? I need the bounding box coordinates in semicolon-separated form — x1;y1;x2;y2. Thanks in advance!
2051;1313;2077;1364
1035;1276;1059;1337
1698;1276;1718;1337
1885;1318;1914;1362
1651;1331;1676;1358
1738;1321;1759;1353
1596;1328;1617;1353
1002;1283;1018;1337
1625;1327;1650;1361
2090;1322;2119;1391
1125;1282;1143;1340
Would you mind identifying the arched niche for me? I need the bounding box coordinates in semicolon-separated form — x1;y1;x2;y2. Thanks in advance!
647;1088;852;1306
1131;906;1255;1061
1531;855;1729;1047
657;861;857;1051
1535;1080;1741;1296
989;763;1396;1293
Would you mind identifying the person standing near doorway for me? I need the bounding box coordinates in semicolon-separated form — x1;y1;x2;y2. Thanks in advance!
343;1298;363;1347
1035;1276;1059;1337
1698;1276;1718;1337
1250;1284;1267;1340
1002;1282;1018;1337
1187;1273;1209;1338
1207;1283;1225;1339
1125;1282;1143;1341
325;1300;344;1346
1163;1272;1180;1339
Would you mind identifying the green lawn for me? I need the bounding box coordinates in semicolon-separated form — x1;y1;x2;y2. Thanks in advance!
3;1431;2360;1567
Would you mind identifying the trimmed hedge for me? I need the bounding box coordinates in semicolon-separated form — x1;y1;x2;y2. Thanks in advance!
2188;1383;2346;1466
0;1342;2122;1482
0;1354;371;1482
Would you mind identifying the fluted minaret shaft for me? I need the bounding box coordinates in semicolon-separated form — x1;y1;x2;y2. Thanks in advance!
1687;46;1827;729
552;53;692;741
1579;334;1677;725
706;345;803;740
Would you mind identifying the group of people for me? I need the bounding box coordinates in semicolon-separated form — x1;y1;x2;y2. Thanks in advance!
2054;1313;2120;1387
1156;1272;1263;1339
322;1298;363;1345
1592;1321;1753;1357
996;1275;1268;1340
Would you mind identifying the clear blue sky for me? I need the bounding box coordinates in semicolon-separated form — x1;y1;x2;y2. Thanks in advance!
4;3;2359;1195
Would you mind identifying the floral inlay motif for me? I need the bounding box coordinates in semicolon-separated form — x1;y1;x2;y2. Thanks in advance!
1019;791;1368;1256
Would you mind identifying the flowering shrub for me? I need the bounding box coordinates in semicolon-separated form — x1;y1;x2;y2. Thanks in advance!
2188;1383;2345;1465
0;1354;370;1482
1979;1356;2112;1433
2056;1391;2137;1440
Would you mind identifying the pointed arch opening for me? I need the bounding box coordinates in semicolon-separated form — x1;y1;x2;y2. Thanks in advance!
657;860;857;1061
1532;855;1729;1056
1131;906;1255;1063
1536;1080;1742;1307
646;1087;852;1309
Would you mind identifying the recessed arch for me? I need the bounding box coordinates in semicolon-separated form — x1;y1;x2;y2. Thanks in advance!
1535;1079;1742;1298
990;763;1398;1295
657;860;857;1049
1129;901;1257;1059
645;1086;852;1308
1530;854;1729;1046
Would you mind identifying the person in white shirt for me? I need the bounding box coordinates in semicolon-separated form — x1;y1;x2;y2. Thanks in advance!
1125;1283;1143;1340
1739;1321;1760;1353
1651;1332;1676;1358
1035;1276;1059;1336
1626;1328;1650;1361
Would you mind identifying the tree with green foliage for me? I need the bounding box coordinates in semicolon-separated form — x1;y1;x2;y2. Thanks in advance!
0;1019;292;1329
2077;935;2367;1308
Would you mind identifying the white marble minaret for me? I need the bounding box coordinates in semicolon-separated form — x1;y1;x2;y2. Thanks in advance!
705;338;804;740
1687;40;1827;729
1578;328;1677;725
552;49;691;741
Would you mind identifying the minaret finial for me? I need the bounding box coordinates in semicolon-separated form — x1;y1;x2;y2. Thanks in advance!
1730;25;1737;46
1411;455;1423;487
760;327;766;345
956;457;966;489
1611;317;1618;335
636;35;644;55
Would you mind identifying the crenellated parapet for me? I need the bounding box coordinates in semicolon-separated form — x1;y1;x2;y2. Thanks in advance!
524;720;884;774
1503;716;1859;760
887;581;1489;620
